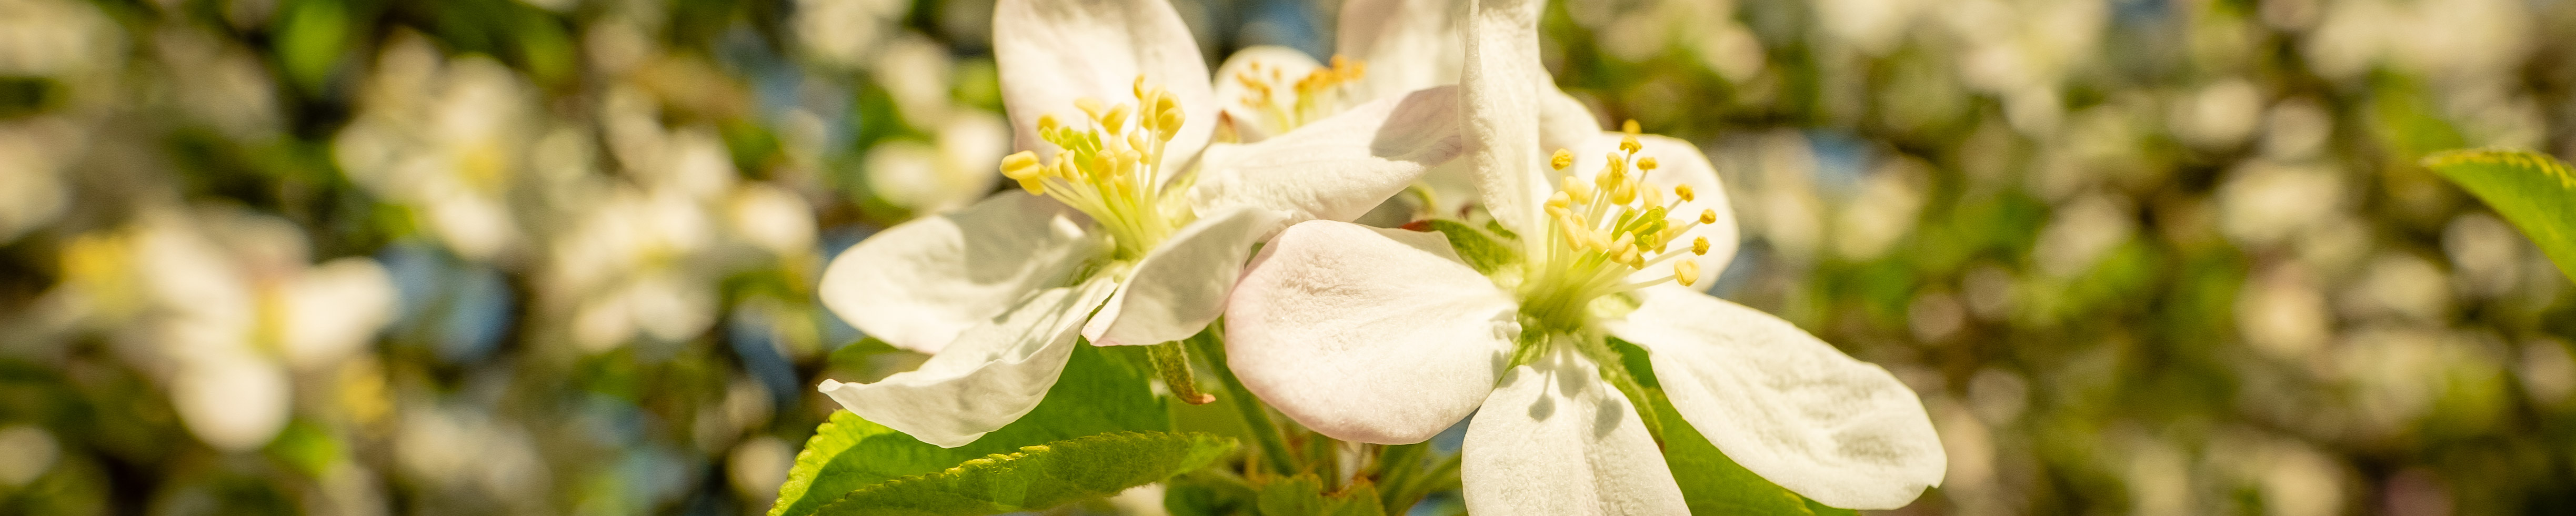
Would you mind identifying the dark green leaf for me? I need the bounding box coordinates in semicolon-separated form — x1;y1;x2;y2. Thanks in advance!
1163;469;1258;516
2423;149;2576;282
770;343;1168;516
814;431;1237;516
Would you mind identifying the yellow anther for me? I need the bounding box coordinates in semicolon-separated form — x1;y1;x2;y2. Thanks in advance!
1622;119;1641;135
1557;214;1589;246
1562;175;1593;200
1546;190;1572;211
1001;151;1041;178
1609;232;1634;252
1673;260;1700;287
1038;114;1063;135
1102;104;1133;133
1611;181;1636;205
1691;237;1709;255
1551;149;1575;170
1075;97;1106;120
1638;156;1658;170
1674;184;1695;202
1698;209;1717;224
1620;135;1642;154
1642;186;1663;209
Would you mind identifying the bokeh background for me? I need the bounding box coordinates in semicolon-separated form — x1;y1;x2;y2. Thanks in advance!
1;0;2573;514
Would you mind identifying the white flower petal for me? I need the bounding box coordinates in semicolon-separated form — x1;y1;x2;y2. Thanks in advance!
1338;0;1467;100
819;277;1119;448
1568;133;1736;286
819;194;1104;353
994;0;1217;172
1607;286;1946;510
1459;0;1550;238
1461;348;1688;515
1085;206;1289;347
1226;220;1516;444
1210;45;1322;143
280;257;396;370
173;350;292;452
1190;86;1464;225
1538;86;1601;153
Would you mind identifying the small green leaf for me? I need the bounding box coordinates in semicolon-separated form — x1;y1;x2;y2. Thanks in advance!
1255;474;1387;516
813;431;1238;516
2424;149;2576;282
1424;219;1522;276
771;343;1167;516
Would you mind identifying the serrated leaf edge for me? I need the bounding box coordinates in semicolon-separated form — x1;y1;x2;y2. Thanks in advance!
808;431;1237;515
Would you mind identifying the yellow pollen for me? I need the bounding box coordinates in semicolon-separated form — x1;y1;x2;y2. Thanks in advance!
1518;143;1712;331
998;76;1198;257
1622;119;1641;135
1235;54;1368;135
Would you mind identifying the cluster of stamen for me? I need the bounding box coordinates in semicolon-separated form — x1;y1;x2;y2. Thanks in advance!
1520;122;1714;331
1231;55;1366;136
1001;77;1191;258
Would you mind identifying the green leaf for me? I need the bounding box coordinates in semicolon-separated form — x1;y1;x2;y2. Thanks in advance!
2423;149;2576;283
770;343;1168;516
812;431;1237;516
1162;470;1259;516
274;0;348;94
1255;474;1387;516
1425;219;1522;276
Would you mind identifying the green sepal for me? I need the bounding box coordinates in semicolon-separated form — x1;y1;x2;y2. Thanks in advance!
1422;219;1523;277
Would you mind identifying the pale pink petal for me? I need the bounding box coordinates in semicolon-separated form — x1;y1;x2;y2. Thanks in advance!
1458;0;1550;238
1607;286;1946;510
1190;86;1464;225
819;277;1119;448
1226;220;1516;444
818;194;1102;353
1085;206;1289;347
1461;348;1689;515
994;0;1217;174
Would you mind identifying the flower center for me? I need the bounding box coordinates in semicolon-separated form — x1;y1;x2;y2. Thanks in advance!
1000;77;1195;259
1516;126;1713;334
1229;55;1366;137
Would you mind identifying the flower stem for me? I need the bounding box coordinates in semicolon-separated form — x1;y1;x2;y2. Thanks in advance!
1188;326;1298;477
